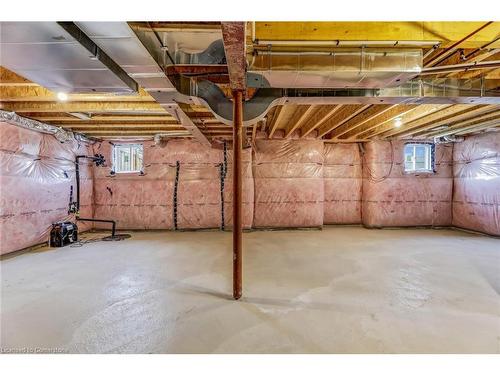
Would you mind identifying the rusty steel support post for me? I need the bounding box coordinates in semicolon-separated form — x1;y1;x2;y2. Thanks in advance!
232;90;243;300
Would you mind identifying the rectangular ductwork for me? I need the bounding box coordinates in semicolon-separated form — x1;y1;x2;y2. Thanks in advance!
73;22;175;93
0;22;137;93
248;49;423;89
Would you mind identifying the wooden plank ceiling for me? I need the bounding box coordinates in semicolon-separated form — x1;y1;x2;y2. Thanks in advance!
1;21;500;141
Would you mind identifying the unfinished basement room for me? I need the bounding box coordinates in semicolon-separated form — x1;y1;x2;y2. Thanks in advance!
1;13;500;361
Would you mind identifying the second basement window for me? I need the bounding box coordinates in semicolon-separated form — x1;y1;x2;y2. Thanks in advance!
404;143;435;173
112;144;143;173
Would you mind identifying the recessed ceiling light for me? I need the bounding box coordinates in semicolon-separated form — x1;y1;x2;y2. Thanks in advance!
57;92;69;101
394;117;402;127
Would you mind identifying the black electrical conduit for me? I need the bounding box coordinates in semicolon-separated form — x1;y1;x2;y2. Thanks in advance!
74;155;116;237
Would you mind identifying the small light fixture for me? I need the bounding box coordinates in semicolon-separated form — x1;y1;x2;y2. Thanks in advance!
394;117;402;128
57;92;69;101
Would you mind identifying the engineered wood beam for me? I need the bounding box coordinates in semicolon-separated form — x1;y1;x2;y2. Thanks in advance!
0;67;37;86
299;105;341;138
424;22;495;67
70;126;186;132
164;104;211;147
362;105;450;138
284;105;315;138
268;106;286;138
394;105;495;138
0;86;155;102
454;123;500;135
417;110;500;138
254;22;500;48
342;105;418;139
330;105;402;139
316;105;370;138
60;123;186;129
42;117;178;124
252;122;258;142
1;101;165;113
381;105;473;138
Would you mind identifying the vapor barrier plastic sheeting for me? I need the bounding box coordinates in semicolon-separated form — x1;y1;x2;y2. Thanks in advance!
253;138;324;227
453;132;500;236
323;143;362;224
0;121;94;255
362;140;453;227
92;139;254;230
3;121;498;254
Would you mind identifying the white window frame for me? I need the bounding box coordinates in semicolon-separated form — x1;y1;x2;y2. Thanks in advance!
112;143;143;174
403;143;435;173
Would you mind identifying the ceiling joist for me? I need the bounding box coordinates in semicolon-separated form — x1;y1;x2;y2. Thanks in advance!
299;105;342;138
317;105;370;138
284;105;315;138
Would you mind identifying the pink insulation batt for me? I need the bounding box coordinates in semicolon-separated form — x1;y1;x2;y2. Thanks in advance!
3;118;498;255
0;121;94;255
323;143;362;224
452;132;500;236
252;138;324;228
362;140;453;227
92;139;253;230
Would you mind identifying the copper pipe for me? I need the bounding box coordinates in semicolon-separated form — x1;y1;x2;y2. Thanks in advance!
232;90;243;300
420;59;500;75
463;39;500;61
425;22;494;67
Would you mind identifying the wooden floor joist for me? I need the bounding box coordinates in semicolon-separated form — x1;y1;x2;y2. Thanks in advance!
268;106;286;138
329;105;387;139
164;104;211;147
0;86;155;102
1;101;166;113
454;122;500;135
363;105;451;139
299;105;342;138
3;23;500;142
284;105;315;138
392;106;494;138
420;110;500;138
316;105;370;138
401;107;499;138
344;105;418;139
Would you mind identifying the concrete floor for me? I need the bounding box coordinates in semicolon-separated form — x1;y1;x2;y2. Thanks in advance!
1;227;499;354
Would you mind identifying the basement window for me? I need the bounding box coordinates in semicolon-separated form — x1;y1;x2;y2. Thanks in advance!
404;143;435;173
112;144;143;173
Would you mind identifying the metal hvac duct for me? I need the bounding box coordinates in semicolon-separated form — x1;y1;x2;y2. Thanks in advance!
73;22;175;94
0;22;138;93
5;22;497;128
248;49;423;88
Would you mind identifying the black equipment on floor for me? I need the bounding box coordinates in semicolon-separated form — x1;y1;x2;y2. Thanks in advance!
50;221;78;247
